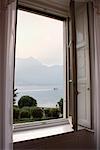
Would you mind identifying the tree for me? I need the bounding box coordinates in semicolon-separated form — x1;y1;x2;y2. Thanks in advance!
18;95;37;108
13;88;18;105
57;98;63;114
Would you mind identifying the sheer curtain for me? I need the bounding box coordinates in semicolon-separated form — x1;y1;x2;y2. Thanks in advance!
0;0;17;149
93;0;100;149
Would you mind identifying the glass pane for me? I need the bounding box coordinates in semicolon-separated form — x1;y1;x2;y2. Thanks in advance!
14;10;64;124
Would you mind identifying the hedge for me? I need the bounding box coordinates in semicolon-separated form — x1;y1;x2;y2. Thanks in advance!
13;106;20;120
31;107;43;119
20;107;31;119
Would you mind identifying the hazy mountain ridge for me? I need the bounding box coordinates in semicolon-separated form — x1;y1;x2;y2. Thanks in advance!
15;57;63;86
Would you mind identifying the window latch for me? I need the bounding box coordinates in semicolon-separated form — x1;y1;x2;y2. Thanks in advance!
69;80;73;83
68;40;72;48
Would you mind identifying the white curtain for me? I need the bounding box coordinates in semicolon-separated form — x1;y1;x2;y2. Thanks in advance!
0;0;17;149
93;0;100;149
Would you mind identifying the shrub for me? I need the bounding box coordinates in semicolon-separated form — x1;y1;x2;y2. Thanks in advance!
44;108;52;118
44;108;60;119
22;106;31;112
31;107;43;119
13;105;18;108
18;96;37;108
51;108;60;118
57;98;63;114
20;107;31;119
13;106;19;120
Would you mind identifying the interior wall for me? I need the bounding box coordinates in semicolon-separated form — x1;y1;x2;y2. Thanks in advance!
87;2;95;130
0;1;4;149
0;1;17;149
93;0;100;149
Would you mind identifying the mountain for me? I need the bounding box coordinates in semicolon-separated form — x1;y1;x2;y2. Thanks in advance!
15;57;63;86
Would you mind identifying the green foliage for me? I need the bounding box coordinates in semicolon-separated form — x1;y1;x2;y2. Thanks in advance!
44;108;60;119
14;105;18;108
31;107;43;119
13;106;19;120
18;96;37;108
44;108;52;118
22;106;31;113
57;98;63;114
20;107;31;119
51;108;60;118
13;89;18;105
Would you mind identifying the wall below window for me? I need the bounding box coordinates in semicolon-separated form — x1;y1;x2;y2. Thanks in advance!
13;129;95;150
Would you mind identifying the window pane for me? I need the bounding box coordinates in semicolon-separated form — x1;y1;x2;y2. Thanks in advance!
14;10;64;124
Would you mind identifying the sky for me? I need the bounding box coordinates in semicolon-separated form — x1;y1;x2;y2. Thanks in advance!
16;10;63;65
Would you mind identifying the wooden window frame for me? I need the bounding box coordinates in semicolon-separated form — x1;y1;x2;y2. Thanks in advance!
13;3;72;132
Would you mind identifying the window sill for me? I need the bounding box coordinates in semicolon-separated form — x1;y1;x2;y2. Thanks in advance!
13;118;73;142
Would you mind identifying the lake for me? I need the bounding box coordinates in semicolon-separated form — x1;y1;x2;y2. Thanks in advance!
15;85;64;108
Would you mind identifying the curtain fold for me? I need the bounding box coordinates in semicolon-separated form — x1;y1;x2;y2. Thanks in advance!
0;0;17;150
93;0;100;149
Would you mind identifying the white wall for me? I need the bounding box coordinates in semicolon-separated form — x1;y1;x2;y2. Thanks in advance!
0;1;17;150
94;0;100;149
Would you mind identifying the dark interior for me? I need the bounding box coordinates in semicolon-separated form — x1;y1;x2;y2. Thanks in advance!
14;129;95;150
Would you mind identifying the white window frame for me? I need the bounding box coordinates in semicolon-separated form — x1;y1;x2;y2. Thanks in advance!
13;2;72;135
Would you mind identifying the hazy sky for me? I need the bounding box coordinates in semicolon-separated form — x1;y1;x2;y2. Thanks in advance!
16;10;63;65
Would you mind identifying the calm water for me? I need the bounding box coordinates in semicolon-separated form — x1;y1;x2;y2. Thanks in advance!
15;85;64;108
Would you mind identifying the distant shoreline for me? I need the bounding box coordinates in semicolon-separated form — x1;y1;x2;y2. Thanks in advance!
15;84;64;108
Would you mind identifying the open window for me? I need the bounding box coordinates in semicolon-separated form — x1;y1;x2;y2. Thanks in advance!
13;0;93;140
75;3;91;129
0;0;94;148
13;1;72;134
69;1;92;130
14;9;67;124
